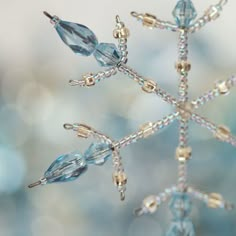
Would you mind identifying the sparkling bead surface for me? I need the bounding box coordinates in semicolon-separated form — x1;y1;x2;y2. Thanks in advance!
177;102;194;120
175;61;191;73
94;43;121;67
55;20;98;56
208;193;223;208
176;146;192;162
139;122;154;138
112;172;127;186
172;0;197;27
113;27;130;39
215;125;231;141
84;73;95;87
215;80;230;95
76;124;92;138
169;193;192;220
143;195;158;213
142;13;157;28
142;80;157;93
84;143;112;165
166;219;195;236
44;151;87;183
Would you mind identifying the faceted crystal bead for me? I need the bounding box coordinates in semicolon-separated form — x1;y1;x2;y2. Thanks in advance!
172;0;197;27
169;193;192;220
166;219;195;236
94;43;121;67
44;151;87;183
55;20;98;56
84;143;112;165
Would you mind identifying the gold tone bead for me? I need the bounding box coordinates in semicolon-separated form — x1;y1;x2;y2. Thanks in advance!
113;27;130;39
77;124;92;138
177;102;194;120
215;125;231;141
175;61;191;73
143;195;158;213
142;13;157;28
208;193;223;208
215;80;230;95
84;73;95;87
112;172;127;187
176;146;192;162
205;6;220;21
139;122;154;138
142;80;157;93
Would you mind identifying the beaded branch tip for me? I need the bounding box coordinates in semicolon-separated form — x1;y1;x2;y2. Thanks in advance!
29;1;235;235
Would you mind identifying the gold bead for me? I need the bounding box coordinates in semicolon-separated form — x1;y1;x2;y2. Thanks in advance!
143;195;158;213
113;27;130;39
177;102;194;120
214;125;231;141
175;61;191;73
77;124;92;138
139;122;154;138
142;13;157;28
215;80;230;95
142;80;157;93
208;193;223;208
84;73;95;87
176;146;192;162
112;172;127;187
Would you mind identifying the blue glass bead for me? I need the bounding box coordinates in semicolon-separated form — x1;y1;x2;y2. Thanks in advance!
166;219;195;236
172;0;197;27
44;151;87;183
169;193;192;220
84;143;112;165
55;20;98;56
94;43;121;67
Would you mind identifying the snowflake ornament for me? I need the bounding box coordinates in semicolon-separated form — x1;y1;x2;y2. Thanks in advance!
29;1;235;235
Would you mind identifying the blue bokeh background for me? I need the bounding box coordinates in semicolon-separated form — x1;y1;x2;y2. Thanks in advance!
0;0;236;235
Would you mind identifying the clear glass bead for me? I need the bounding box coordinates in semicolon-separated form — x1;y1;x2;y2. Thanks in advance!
44;151;87;183
84;143;112;165
169;193;192;220
172;0;197;27
55;20;98;56
166;219;195;236
94;43;121;67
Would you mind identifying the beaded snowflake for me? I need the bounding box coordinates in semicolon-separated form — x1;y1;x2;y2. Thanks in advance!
29;0;235;235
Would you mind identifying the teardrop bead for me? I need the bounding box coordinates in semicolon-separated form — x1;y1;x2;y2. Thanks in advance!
55;20;98;56
172;0;197;27
93;43;121;67
44;151;87;183
84;143;112;165
166;219;195;236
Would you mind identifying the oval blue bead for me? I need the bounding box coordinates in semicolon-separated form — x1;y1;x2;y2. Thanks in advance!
169;193;192;220
55;20;98;56
84;143;112;165
94;43;121;67
166;220;195;236
44;151;87;183
172;0;197;27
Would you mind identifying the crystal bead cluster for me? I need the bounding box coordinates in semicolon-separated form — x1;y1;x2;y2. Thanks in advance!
30;1;235;235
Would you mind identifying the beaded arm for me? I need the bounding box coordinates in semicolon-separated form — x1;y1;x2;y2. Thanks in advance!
29;2;235;235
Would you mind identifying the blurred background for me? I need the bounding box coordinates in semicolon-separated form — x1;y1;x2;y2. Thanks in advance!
0;0;236;235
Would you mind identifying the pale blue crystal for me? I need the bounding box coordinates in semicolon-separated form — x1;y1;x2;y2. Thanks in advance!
169;193;192;220
84;143;112;165
55;20;98;56
44;151;87;183
172;0;197;27
94;43;121;67
166;220;195;236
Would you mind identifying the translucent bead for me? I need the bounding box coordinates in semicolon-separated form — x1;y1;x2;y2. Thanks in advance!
166;219;195;236
84;143;112;165
208;193;223;208
55;20;98;56
44;151;87;183
176;146;192;162
172;0;197;27
94;43;121;67
142;195;158;213
215;80;230;95
214;125;231;141
112;172;127;186
139;122;155;138
169;193;192;220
